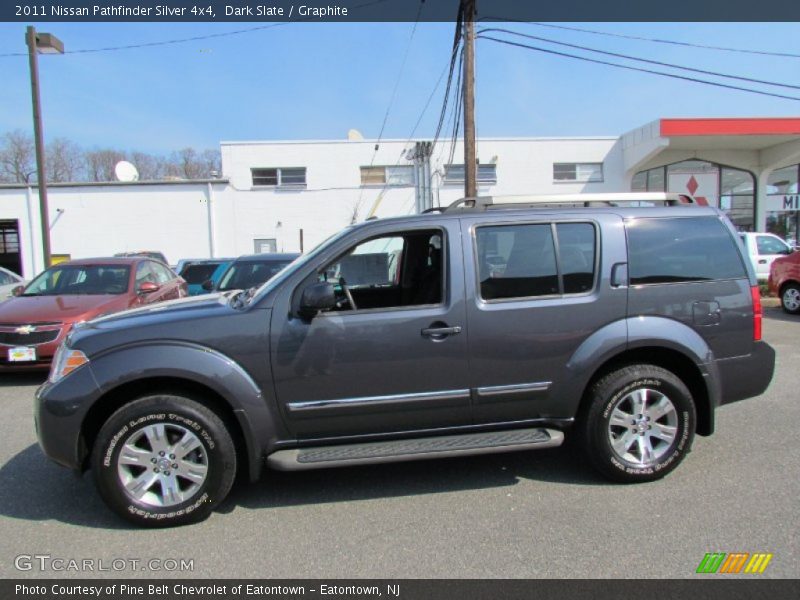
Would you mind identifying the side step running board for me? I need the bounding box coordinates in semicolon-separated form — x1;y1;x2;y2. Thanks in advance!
267;427;564;471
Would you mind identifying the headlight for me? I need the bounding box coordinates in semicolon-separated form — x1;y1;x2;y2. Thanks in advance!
48;346;89;384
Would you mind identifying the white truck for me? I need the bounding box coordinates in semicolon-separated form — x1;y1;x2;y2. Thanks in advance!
739;232;795;281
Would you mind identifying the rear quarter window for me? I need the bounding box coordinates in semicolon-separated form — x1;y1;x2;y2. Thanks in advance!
627;217;747;285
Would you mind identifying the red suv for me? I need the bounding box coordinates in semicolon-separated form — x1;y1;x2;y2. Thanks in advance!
0;257;186;369
768;250;800;314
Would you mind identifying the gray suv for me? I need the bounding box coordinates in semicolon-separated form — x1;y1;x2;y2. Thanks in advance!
35;194;775;526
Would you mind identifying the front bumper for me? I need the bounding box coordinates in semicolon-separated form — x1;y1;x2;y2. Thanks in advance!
34;363;101;471
717;341;776;406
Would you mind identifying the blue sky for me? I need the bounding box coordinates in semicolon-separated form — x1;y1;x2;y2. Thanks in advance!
0;21;798;153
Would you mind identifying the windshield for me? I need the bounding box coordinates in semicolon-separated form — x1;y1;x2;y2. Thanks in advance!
23;265;131;296
181;262;224;284
247;227;356;302
217;260;293;291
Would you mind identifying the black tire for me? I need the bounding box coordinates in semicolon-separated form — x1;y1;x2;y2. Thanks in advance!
780;283;800;315
581;364;695;483
91;394;236;527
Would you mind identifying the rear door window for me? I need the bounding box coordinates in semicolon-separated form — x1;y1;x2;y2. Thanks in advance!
627;217;747;285
476;224;559;300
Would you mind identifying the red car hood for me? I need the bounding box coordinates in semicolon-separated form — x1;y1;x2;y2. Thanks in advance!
0;294;128;324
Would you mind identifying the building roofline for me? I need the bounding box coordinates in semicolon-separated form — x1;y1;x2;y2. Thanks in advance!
220;136;620;146
0;178;229;191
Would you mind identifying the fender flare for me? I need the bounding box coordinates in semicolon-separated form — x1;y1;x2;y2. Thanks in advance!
86;341;279;481
560;316;719;419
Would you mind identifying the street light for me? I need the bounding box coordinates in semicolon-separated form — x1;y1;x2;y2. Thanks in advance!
26;26;64;270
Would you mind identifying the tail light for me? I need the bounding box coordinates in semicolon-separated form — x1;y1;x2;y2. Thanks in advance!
751;286;762;341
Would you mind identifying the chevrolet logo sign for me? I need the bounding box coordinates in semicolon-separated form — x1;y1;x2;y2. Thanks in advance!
14;325;36;335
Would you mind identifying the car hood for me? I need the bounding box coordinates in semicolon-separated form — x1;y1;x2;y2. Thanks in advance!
83;292;232;330
0;294;126;324
69;292;246;353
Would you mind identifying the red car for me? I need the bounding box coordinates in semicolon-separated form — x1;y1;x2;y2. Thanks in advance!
0;257;186;369
768;249;800;314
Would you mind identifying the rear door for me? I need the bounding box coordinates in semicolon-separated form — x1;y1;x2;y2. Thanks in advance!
461;213;628;424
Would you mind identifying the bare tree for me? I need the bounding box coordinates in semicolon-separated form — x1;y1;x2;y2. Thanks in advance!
130;151;167;181
46;137;84;182
0;130;37;183
200;149;221;176
85;148;126;182
170;148;201;179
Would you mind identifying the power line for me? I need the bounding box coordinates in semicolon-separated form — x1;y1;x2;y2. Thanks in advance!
479;28;800;91
479;17;800;59
0;0;395;58
431;3;464;149
478;35;800;102
356;0;425;210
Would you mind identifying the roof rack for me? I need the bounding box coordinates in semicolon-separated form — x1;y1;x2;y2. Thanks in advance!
446;192;696;211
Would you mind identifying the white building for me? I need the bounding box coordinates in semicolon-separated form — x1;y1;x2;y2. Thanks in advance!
1;116;799;278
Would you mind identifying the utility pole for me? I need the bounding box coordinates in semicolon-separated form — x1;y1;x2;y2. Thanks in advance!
462;0;477;199
26;26;64;270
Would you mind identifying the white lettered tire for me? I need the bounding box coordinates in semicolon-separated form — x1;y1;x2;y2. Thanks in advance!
91;395;236;527
581;365;696;483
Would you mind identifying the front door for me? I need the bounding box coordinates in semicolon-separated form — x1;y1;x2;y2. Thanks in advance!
270;220;470;439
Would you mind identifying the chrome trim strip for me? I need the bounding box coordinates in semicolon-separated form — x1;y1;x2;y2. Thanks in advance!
287;389;471;413
475;381;552;398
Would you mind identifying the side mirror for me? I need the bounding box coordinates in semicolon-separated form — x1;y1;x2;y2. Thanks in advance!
300;282;336;316
138;281;160;294
11;285;23;297
201;279;214;292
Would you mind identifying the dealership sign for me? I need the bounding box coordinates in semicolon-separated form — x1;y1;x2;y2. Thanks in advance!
765;195;800;212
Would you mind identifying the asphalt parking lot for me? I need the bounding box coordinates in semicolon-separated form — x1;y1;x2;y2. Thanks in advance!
0;307;797;579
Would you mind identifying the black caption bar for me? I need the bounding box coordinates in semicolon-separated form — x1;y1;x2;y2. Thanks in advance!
4;579;800;600
4;0;800;22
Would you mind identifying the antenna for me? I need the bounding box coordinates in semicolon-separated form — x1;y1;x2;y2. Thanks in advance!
114;161;139;182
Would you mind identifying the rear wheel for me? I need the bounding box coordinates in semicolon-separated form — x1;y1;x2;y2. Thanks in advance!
91;394;236;527
581;365;695;483
781;283;800;315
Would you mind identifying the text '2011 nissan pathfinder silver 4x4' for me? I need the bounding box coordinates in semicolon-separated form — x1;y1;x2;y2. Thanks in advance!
35;193;775;526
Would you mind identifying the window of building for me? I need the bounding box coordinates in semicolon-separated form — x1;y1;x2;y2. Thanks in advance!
444;164;497;184
319;229;444;311
476;222;596;300
627;217;747;285
251;167;307;187
553;162;603;183
631;160;755;231
766;164;800;247
360;165;414;186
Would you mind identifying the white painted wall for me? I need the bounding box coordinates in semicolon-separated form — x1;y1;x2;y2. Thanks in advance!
0;135;643;278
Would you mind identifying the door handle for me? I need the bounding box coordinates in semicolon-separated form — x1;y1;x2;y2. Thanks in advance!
758;259;767;264
421;325;462;338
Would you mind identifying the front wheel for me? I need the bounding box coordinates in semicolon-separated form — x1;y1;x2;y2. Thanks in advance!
581;365;695;483
91;394;237;527
781;283;800;315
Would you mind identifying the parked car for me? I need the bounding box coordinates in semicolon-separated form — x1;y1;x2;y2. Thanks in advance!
114;251;170;266
768;249;800;314
208;253;299;292
738;232;794;281
0;257;186;370
0;266;25;302
176;258;233;296
35;193;774;526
